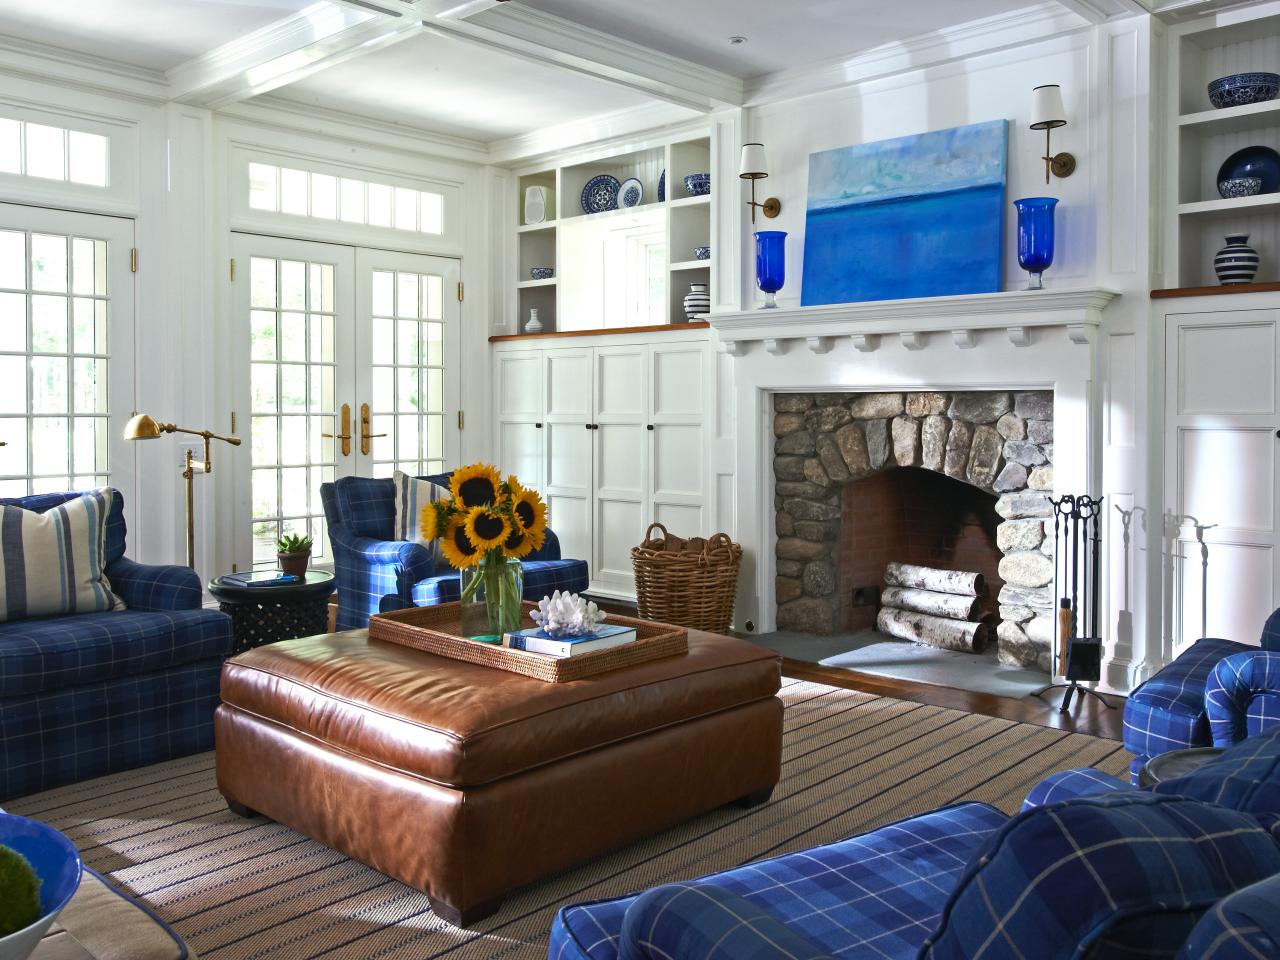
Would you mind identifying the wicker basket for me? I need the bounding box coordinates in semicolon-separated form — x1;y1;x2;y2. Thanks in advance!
369;601;688;682
631;523;742;634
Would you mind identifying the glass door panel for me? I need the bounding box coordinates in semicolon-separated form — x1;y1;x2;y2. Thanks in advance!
0;203;133;499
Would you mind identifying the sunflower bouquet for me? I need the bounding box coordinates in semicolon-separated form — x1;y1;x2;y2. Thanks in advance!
420;463;547;638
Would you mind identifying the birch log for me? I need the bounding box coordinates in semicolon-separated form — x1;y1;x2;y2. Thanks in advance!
883;562;985;597
881;586;980;620
876;607;988;652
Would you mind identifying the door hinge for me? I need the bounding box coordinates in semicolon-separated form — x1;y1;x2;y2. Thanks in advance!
130;248;138;273
230;411;237;433
457;281;464;302
229;258;236;282
457;410;465;430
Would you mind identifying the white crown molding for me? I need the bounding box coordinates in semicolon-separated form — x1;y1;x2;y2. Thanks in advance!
218;95;490;164
488;101;702;167
1057;0;1152;21
0;35;169;102
709;288;1121;352
431;4;743;112
744;3;1093;107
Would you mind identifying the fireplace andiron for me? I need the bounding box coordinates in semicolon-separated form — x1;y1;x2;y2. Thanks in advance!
1033;493;1117;713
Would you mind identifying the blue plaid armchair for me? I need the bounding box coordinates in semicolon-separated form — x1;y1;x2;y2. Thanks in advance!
320;475;589;630
549;729;1280;960
0;491;233;801
1122;608;1280;783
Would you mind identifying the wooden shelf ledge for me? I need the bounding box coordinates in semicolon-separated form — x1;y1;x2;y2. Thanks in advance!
1151;282;1280;299
490;321;710;343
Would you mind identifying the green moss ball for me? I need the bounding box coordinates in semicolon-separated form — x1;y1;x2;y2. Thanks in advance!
0;844;42;936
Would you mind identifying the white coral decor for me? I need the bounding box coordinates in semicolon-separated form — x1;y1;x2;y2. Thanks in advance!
530;590;606;638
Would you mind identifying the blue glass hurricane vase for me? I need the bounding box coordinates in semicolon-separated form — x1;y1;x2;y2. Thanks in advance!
755;231;787;308
1013;197;1058;290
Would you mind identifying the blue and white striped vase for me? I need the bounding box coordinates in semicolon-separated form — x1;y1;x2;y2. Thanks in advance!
1214;233;1259;285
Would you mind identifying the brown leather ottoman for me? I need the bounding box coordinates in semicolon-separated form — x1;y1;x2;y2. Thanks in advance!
214;628;782;926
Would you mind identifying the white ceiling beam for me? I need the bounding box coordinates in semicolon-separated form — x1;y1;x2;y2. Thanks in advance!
422;4;743;113
167;1;423;109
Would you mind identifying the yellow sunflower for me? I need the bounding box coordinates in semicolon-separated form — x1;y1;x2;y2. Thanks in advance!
419;501;440;542
440;515;482;568
501;525;534;559
510;482;547;538
451;463;502;510
464;506;510;552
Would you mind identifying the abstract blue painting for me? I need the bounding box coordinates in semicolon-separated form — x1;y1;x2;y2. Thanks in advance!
801;119;1009;306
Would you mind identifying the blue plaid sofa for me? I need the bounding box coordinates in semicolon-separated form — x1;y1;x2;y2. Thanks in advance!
1122;608;1280;783
0;491;233;801
549;729;1280;960
320;475;589;630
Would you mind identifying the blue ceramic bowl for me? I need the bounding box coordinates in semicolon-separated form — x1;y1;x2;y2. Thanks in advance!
1208;72;1280;109
684;173;711;196
693;245;711;260
0;814;82;960
529;267;554;280
1217;145;1280;194
1218;176;1263;199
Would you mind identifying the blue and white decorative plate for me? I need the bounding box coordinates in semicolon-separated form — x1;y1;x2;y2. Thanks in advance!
658;169;666;202
618;178;643;208
1217;146;1280;194
581;175;620;214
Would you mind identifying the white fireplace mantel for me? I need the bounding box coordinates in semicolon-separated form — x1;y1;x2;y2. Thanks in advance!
709;288;1120;355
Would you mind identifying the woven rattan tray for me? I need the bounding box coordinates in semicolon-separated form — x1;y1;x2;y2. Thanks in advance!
368;601;688;682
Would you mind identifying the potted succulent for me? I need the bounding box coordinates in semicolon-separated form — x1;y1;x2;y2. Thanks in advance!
275;533;313;578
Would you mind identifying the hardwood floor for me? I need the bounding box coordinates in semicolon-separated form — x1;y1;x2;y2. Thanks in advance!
782;658;1124;741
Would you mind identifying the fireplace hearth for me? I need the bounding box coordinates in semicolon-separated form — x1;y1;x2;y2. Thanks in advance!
774;389;1055;671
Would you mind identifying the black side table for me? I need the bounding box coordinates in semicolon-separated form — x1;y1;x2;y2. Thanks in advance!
209;571;336;655
1138;746;1226;788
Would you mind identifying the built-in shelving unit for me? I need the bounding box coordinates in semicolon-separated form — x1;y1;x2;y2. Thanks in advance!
1166;9;1280;286
512;131;714;333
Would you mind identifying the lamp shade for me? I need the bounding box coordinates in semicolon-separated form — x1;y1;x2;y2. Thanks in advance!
739;142;769;180
1030;84;1067;130
122;413;162;440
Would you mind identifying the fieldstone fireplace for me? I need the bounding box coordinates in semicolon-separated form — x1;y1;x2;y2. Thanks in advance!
772;389;1057;671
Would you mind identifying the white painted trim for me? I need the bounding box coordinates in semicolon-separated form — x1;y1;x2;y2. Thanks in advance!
0;36;169;103
1057;0;1153;22
744;3;1092;106
490;103;702;167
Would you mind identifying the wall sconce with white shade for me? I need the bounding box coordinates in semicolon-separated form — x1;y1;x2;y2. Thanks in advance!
1030;84;1076;185
739;143;781;224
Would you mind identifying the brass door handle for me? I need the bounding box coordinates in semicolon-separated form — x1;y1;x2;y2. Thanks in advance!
360;403;387;456
323;404;352;457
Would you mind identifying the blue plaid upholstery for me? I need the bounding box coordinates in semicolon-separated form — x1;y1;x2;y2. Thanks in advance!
1177;875;1280;959
1123;637;1253;779
1153;725;1280;819
0;658;224;800
1263;607;1280;652
548;801;1009;960
618;883;833;960
920;793;1280;960
322;475;589;629
0;489;232;800
1021;767;1129;810
1206;651;1280;747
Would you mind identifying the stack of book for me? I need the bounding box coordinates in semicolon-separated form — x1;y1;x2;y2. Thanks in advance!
502;624;637;658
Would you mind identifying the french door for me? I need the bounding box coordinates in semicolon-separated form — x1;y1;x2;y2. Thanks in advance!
0;202;134;500
231;233;460;570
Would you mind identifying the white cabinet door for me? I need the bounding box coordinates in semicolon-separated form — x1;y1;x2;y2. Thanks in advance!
543;347;593;567
649;341;707;536
1165;308;1280;653
494;349;545;491
592;344;649;594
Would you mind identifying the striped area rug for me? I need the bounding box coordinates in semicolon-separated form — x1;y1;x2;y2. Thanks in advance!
7;680;1130;959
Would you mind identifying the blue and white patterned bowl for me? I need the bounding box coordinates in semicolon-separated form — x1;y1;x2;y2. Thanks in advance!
693;245;710;260
1208;72;1280;109
1218;176;1263;199
684;173;711;196
530;267;554;280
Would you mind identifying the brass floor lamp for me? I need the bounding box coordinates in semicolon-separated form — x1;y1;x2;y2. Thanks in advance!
123;414;241;569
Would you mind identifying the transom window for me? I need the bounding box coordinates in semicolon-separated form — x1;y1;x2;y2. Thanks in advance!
0;228;110;495
248;162;444;235
0;118;109;188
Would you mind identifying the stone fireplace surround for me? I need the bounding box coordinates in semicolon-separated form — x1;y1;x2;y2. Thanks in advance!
772;389;1056;671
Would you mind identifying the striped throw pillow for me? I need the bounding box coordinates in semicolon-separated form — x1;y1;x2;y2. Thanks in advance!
0;487;124;622
392;471;447;566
